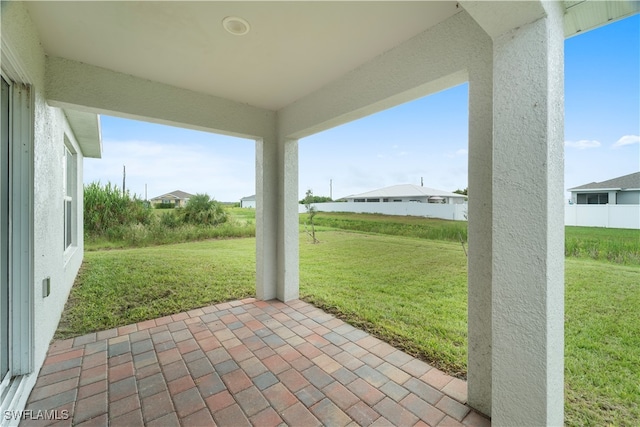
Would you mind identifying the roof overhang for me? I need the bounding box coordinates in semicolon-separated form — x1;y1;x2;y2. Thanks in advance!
27;1;461;113
19;1;637;142
63;109;102;159
568;187;621;192
151;194;179;200
564;0;639;38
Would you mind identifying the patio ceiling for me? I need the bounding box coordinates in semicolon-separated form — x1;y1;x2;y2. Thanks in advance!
26;1;460;111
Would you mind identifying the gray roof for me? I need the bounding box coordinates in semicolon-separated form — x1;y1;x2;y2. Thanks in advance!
346;184;466;199
241;195;256;201
568;172;640;191
150;190;195;200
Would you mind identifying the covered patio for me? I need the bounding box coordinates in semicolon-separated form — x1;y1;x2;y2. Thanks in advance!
3;1;638;425
24;299;487;427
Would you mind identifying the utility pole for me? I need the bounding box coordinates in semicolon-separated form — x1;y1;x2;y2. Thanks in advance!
145;184;148;201
421;177;423;187
330;179;333;200
122;165;126;194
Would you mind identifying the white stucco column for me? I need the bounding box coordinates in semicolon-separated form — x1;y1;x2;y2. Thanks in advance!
255;136;299;302
277;137;299;302
255;137;278;300
491;4;565;426
467;65;493;416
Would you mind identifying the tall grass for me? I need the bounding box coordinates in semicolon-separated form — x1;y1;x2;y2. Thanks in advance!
565;226;640;264
307;212;468;242
84;182;152;234
86;221;255;251
84;183;254;250
307;212;639;265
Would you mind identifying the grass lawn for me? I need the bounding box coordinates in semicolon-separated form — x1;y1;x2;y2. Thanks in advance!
58;226;639;425
309;212;640;265
55;239;256;337
564;258;640;425
300;230;468;376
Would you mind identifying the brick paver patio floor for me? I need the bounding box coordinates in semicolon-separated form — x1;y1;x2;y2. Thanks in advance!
23;298;490;426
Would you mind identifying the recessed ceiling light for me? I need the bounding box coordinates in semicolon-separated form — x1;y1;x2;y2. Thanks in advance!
222;16;250;36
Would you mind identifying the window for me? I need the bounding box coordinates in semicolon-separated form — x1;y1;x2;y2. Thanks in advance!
366;198;380;202
63;141;77;250
354;198;365;203
577;192;608;205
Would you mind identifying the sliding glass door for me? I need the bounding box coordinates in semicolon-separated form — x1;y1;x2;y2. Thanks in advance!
1;76;10;384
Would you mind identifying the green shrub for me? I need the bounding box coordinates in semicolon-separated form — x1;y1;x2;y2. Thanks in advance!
154;203;174;209
182;194;228;226
299;195;333;204
160;211;182;229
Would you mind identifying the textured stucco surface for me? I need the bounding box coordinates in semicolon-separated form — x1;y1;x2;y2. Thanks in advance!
255;137;278;301
278;11;479;139
255;136;299;303
277;138;299;302
466;57;494;417
490;1;565;425
1;0;89;415
46;57;275;140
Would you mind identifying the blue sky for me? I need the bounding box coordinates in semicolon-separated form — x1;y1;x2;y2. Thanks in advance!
85;15;639;203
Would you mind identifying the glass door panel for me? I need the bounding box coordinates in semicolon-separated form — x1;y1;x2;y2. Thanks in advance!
1;76;10;380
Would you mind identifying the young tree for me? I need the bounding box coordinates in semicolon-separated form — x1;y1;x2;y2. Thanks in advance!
303;189;319;244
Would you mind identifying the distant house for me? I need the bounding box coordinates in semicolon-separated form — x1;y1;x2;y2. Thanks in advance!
241;194;256;208
568;172;640;205
344;184;467;205
150;190;195;207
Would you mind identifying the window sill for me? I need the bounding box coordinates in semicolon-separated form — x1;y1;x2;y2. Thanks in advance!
63;245;78;266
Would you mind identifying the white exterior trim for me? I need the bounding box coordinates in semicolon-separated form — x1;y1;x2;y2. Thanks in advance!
0;70;35;425
1;35;34;85
9;82;35;377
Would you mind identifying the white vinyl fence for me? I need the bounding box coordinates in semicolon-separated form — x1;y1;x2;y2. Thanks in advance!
565;204;640;229
299;202;468;221
297;202;639;229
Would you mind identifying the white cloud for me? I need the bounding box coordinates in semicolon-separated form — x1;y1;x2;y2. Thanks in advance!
612;135;640;148
444;148;468;158
84;139;254;202
564;140;601;149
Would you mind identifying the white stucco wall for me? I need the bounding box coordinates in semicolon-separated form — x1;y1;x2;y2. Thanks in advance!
2;1;87;415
